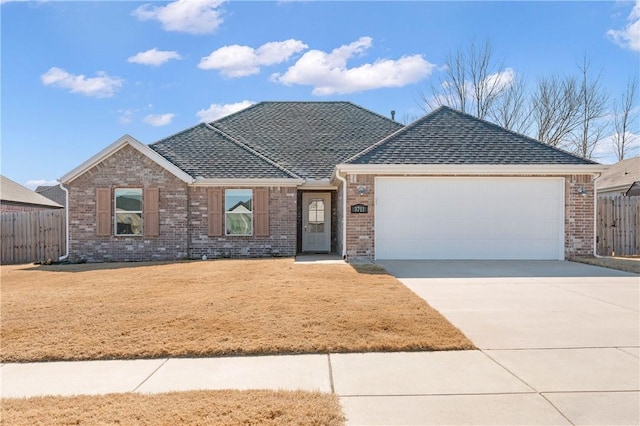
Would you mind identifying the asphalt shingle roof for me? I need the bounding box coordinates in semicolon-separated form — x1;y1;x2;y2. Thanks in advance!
1;175;63;208
149;124;297;179
347;106;598;165
210;101;404;180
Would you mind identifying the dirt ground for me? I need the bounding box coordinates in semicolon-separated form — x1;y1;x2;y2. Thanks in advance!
1;389;344;426
0;259;474;363
571;256;640;275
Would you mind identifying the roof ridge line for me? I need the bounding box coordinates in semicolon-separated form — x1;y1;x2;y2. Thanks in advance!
149;123;206;147
203;123;303;180
343;107;441;164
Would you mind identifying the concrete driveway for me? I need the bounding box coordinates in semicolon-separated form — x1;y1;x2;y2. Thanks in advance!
339;260;639;425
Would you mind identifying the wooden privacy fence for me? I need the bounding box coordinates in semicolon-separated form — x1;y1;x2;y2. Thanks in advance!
1;210;66;265
597;196;640;257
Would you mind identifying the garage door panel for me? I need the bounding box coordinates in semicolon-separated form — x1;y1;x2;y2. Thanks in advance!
375;177;564;260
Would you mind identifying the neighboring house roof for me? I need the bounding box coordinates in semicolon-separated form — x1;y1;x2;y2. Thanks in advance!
35;185;67;207
209;101;403;180
1;175;63;208
345;106;598;166
150;123;300;180
596;157;640;194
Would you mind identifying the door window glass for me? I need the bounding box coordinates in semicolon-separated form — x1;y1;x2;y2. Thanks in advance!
308;199;325;233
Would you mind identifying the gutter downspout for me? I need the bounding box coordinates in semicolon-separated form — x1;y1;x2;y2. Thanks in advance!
592;172;602;258
335;171;348;259
58;182;70;262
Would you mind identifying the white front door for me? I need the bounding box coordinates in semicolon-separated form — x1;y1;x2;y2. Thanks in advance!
302;192;331;252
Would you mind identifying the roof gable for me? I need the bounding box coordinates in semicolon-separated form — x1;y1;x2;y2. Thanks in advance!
346;106;598;166
149;123;300;180
210;101;403;180
60;135;194;184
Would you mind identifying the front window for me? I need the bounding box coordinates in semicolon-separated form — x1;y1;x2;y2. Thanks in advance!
115;188;142;235
225;189;253;235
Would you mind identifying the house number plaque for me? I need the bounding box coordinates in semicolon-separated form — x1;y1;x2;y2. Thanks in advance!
351;204;368;214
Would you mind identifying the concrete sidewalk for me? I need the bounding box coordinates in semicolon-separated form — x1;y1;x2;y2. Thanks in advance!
5;348;638;425
2;261;639;425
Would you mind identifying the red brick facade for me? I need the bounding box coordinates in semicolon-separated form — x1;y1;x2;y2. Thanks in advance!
66;146;597;263
68;145;189;263
67;146;297;262
188;186;297;259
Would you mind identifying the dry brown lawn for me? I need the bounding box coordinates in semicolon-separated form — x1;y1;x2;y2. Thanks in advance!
0;259;474;362
571;256;640;275
1;390;344;426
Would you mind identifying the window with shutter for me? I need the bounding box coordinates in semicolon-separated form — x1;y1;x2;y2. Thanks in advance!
114;188;143;235
224;189;252;236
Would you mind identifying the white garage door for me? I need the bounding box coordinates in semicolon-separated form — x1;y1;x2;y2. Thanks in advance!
375;177;564;260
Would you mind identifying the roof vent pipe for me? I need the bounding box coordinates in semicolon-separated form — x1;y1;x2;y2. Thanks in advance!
390;110;396;121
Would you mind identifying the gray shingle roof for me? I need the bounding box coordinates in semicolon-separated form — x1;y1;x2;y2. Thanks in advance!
149;124;297;179
35;185;67;207
346;106;598;165
210;101;404;179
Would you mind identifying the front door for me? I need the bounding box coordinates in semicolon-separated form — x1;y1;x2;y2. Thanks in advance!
302;192;331;252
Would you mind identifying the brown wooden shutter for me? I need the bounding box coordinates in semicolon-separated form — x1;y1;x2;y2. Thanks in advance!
144;187;160;237
208;188;223;237
96;187;111;237
254;188;269;237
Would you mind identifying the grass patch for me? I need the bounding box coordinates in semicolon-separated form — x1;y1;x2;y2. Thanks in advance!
0;259;474;362
571;256;640;275
1;389;344;426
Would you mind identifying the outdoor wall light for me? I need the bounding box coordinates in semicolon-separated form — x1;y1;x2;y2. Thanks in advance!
576;186;588;197
357;186;367;195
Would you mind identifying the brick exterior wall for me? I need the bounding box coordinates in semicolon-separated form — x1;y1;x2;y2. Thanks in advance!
66;144;596;264
342;174;597;261
68;145;189;263
565;174;595;258
344;174;376;260
188;186;297;259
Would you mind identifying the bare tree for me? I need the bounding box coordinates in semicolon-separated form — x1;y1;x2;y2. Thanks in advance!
564;56;608;159
612;75;639;161
420;40;507;119
531;74;582;147
488;73;532;134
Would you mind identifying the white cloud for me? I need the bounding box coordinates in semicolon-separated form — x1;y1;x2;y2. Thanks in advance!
607;0;640;52
272;36;435;95
128;48;182;67
143;113;175;126
41;67;123;98
198;39;308;77
196;100;255;122
483;68;516;93
591;131;640;164
25;179;58;190
132;0;225;35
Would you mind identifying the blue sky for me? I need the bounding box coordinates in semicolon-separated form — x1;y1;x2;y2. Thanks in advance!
2;0;639;189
